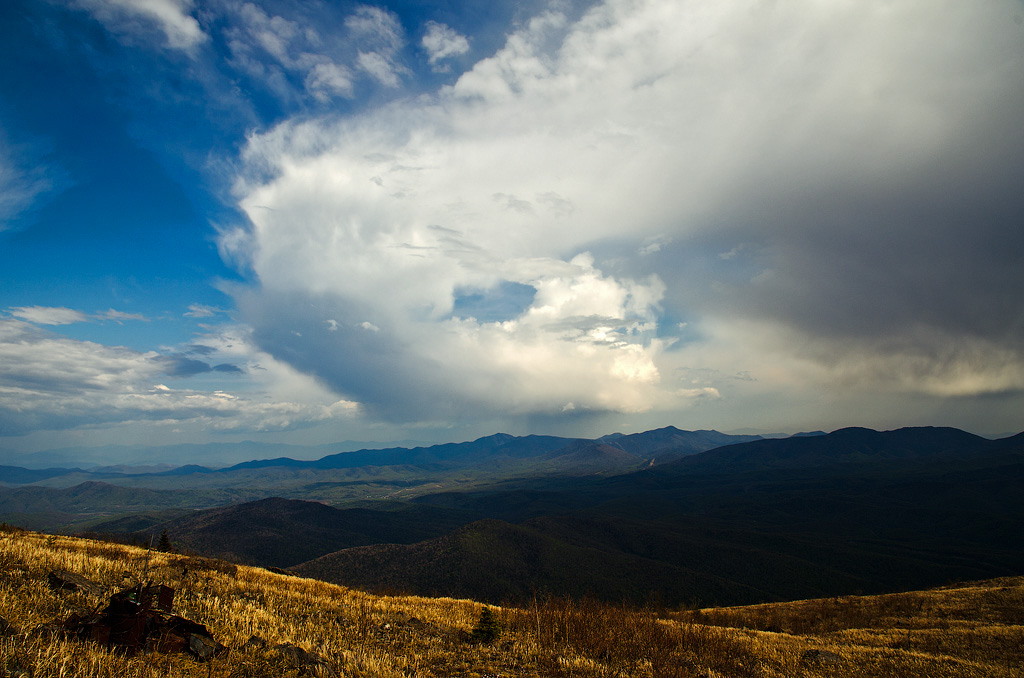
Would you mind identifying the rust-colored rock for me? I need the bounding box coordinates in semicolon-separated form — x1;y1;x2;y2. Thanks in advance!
60;582;226;661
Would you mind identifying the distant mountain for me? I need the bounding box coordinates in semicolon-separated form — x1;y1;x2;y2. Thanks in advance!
540;441;650;471
0;429;769;492
0;466;81;485
410;426;1024;522
661;425;1002;472
2;438;438;469
150;465;214;476
88;464;179;475
161;429;763;479
253;433;583;472
597;426;762;461
302;426;1024;606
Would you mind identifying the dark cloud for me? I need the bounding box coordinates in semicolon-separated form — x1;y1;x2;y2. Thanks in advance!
154;355;244;377
184;344;217;356
235;289;443;422
667;118;1024;362
155;355;215;377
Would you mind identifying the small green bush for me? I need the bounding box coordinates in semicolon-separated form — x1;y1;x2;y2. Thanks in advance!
157;529;173;553
471;606;501;643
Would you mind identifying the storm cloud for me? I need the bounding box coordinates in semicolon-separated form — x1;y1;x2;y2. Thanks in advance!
222;0;1024;431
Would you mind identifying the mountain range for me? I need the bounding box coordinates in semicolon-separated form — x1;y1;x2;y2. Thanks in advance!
2;424;1021;607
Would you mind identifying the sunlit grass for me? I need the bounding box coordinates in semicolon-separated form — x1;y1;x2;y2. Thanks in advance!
1;526;1021;677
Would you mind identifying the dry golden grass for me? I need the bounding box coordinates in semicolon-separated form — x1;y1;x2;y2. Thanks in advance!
1;526;1021;677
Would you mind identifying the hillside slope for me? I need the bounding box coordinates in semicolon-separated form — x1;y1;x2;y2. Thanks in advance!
92;497;477;568
1;528;1020;678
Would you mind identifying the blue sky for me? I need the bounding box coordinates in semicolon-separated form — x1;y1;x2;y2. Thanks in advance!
2;0;1023;457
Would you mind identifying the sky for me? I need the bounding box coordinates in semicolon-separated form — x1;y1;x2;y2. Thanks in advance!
2;0;1023;458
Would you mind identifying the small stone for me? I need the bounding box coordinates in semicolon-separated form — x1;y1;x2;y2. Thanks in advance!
47;570;104;597
273;642;335;674
189;633;226;661
242;634;268;650
801;649;845;666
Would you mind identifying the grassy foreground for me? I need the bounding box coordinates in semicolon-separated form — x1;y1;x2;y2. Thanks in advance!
1;527;1021;677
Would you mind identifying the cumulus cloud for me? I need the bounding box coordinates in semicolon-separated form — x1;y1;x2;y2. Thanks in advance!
75;0;206;51
422;21;470;71
225;0;1024;429
0;317;356;436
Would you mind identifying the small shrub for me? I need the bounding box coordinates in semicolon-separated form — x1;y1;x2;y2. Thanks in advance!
470;606;501;643
156;529;173;553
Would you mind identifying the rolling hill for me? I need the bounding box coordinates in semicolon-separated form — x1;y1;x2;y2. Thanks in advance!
290;426;1024;606
87;497;479;568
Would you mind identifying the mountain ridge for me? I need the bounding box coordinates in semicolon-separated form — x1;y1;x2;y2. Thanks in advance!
293;425;1024;606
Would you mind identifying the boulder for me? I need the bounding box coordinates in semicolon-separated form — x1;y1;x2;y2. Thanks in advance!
47;570;105;598
60;582;226;661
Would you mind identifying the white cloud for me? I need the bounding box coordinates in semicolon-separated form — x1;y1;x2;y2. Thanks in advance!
305;62;355;101
0;317;357;436
347;6;408;87
9;306;90;326
184;303;220;318
226;0;1024;428
75;0;206;51
98;309;149;323
355;51;402;88
222;2;412;103
421;21;470;71
8;306;149;326
345;5;404;53
0;138;53;231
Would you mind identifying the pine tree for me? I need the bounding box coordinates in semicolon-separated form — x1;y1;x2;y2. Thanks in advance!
470;606;501;643
157;529;173;553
